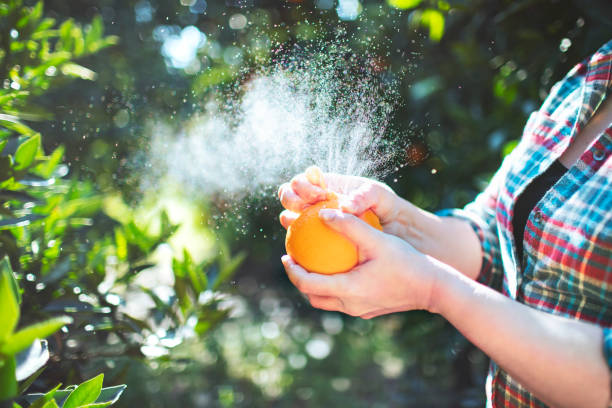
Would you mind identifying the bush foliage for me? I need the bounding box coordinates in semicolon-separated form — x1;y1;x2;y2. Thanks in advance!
1;0;610;407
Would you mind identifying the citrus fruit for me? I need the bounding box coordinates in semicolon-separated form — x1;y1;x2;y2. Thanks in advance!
285;195;382;275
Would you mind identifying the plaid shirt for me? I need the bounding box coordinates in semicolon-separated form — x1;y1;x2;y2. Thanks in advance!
446;39;612;407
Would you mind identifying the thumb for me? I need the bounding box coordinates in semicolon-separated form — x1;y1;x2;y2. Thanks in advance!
340;183;394;223
319;209;382;255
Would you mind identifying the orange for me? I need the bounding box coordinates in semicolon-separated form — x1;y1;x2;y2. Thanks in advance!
285;195;382;275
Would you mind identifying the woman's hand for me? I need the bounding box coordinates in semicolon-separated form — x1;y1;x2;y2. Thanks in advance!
281;208;441;319
278;166;415;241
278;166;484;280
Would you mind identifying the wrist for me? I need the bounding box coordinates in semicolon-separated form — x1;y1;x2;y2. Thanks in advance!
396;200;437;254
422;255;462;315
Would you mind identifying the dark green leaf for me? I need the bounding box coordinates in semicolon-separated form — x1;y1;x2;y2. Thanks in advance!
0;214;45;230
94;385;126;406
22;383;62;408
195;308;230;336
16;364;45;395
0;190;39;204
0;156;12;182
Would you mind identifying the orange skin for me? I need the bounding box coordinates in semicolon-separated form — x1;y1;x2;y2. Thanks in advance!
285;197;382;274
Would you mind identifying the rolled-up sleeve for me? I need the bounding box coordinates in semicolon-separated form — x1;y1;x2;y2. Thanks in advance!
437;190;504;291
436;142;525;292
604;327;612;400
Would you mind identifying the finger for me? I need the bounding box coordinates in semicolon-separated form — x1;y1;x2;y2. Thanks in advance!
279;183;309;212
281;255;349;297
360;309;392;319
318;209;383;255
307;294;343;312
291;174;327;203
279;210;299;229
340;183;392;218
305;166;327;190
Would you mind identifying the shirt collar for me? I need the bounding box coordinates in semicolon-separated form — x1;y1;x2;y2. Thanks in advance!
576;38;612;133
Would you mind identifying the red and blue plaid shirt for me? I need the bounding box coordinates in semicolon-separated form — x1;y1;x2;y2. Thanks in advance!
447;39;612;407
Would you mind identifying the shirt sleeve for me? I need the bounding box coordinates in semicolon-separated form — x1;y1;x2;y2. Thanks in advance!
436;172;505;292
435;129;533;292
604;327;612;406
436;109;544;291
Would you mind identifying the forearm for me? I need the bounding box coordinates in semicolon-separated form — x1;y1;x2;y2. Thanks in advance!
429;259;611;408
397;200;482;280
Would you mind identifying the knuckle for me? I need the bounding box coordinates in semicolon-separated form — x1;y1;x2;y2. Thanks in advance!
291;174;306;188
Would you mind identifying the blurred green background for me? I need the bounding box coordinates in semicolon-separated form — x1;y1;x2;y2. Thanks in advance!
1;0;611;407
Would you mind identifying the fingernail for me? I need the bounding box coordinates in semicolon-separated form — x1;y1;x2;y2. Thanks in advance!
319;209;337;221
281;255;290;265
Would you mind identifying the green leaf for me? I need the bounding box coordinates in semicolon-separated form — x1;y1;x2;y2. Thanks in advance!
14;134;41;171
174;249;206;294
93;385;126;406
1;256;21;305
421;9;445;41
0;156;12;182
58;19;75;51
34;145;64;179
0;113;35;136
62;374;104;408
195;308;230;336
0;356;17;401
0;270;19;342
114;228;127;261
0;190;39;204
387;0;421;9
17;365;45;394
0;214;45;230
0;316;72;356
42;400;59;408
60;63;97;81
84;16;103;51
213;251;245;290
27;383;62;408
0;91;29;106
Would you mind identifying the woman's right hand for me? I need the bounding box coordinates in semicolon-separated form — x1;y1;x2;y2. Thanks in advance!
278;166;415;241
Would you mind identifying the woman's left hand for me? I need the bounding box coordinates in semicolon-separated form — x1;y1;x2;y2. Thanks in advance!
281;208;440;319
